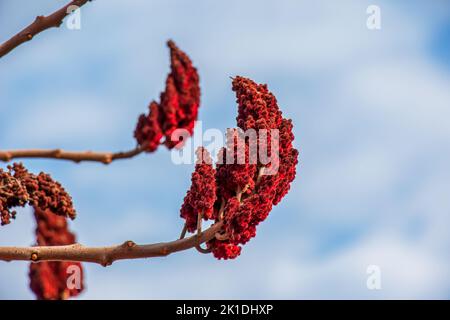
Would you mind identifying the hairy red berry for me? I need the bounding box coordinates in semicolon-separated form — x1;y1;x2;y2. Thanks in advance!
0;163;76;225
233;76;283;131
215;136;257;202
29;207;84;300
162;40;200;148
134;40;200;152
180;147;216;232
207;238;241;260
134;101;163;152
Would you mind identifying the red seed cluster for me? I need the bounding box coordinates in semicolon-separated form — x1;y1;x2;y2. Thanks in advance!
0;163;76;225
29;207;84;300
180;147;216;232
233;76;283;131
206;238;241;260
179;76;298;260
134;101;163;152
134;40;200;152
215;135;257;201
1;166;28;225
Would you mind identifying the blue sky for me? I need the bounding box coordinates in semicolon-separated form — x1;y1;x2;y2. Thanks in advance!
0;0;449;299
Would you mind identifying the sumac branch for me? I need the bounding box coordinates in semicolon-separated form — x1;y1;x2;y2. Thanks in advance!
0;2;299;300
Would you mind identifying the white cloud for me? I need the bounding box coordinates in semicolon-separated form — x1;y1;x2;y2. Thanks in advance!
2;95;126;148
342;59;450;139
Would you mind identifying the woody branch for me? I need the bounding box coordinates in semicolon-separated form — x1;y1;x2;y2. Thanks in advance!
0;222;223;266
0;0;90;59
0;144;147;164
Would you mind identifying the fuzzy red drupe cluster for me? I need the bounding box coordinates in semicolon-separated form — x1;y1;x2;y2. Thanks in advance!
180;76;299;259
0;163;76;226
0;164;82;299
180;148;217;233
134;40;200;152
29;207;84;300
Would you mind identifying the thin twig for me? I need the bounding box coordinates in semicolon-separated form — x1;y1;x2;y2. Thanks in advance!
255;166;264;186
196;210;203;237
195;245;212;254
218;198;225;221
195;210;211;254
179;223;188;240
0;222;223;266
214;197;228;241
0;145;147;164
236;186;243;202
0;0;91;59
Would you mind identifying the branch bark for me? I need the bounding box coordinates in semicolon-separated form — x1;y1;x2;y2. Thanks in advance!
0;222;222;266
0;145;147;164
0;0;90;59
